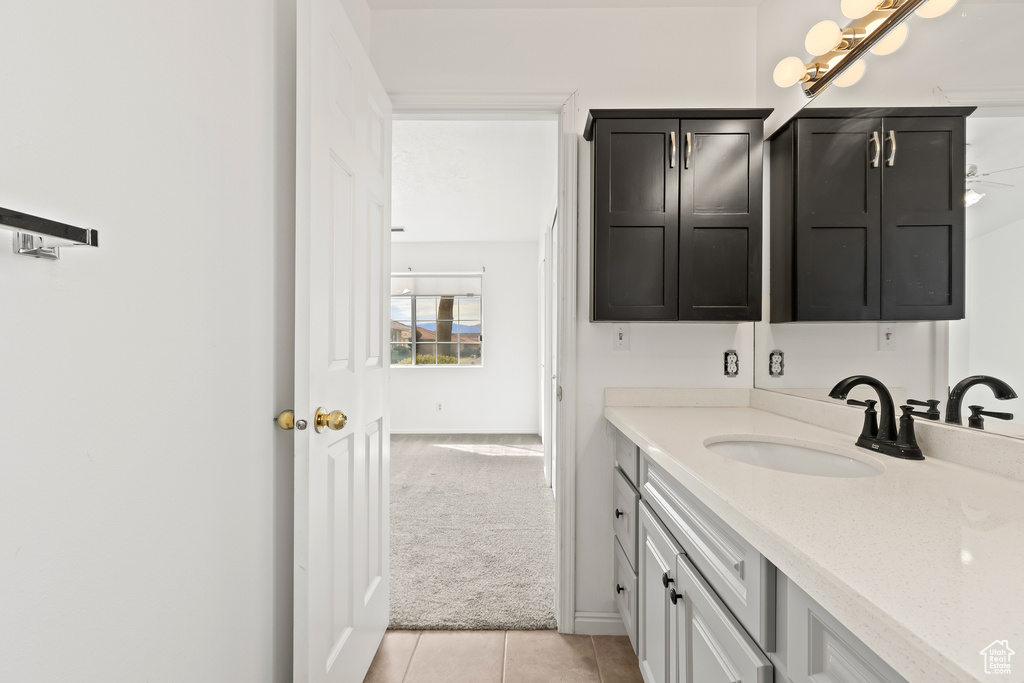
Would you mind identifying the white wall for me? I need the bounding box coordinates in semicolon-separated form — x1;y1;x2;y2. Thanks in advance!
371;6;759;623
391;241;541;434
0;1;295;680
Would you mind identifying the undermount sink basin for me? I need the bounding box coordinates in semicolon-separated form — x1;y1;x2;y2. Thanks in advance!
704;437;884;478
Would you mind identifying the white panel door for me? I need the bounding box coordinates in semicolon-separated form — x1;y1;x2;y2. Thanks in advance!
294;0;391;680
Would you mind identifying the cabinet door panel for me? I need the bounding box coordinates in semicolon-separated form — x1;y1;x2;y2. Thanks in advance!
608;226;669;308
679;119;762;321
639;503;683;683
594;119;680;320
795;118;881;320
613;467;640;571
783;576;907;683
808;226;868;308
692;228;749;308
880;117;965;320
615;537;640;653
673;554;772;683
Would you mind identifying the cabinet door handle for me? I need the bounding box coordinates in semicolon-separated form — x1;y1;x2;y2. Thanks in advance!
669;131;677;169
684;132;693;169
662;572;675;588
615;508;624;518
886;129;897;167
616;584;625;594
669;588;681;605
870;131;881;168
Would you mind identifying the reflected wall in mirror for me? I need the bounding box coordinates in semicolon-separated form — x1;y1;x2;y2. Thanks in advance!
754;0;1024;439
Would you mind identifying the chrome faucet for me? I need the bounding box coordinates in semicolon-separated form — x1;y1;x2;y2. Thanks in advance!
945;375;1017;426
829;375;924;460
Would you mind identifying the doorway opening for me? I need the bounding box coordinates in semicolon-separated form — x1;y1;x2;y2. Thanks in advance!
387;115;560;629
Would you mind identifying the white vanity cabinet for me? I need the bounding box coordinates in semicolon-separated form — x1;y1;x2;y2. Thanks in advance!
612;426;642;651
632;455;773;683
614;426;908;683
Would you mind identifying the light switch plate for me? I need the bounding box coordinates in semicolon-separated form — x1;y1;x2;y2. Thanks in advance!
613;324;630;352
878;324;894;351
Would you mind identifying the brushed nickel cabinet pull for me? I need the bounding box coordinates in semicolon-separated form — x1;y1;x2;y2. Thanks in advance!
871;131;880;168
669;131;676;168
886;129;897;167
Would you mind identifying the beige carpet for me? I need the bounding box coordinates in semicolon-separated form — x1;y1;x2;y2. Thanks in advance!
389;434;557;630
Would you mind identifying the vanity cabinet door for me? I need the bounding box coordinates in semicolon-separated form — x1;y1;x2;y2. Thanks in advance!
639;502;683;683
879;116;966;321
672;553;772;683
593;118;680;321
793;117;882;321
678;118;763;321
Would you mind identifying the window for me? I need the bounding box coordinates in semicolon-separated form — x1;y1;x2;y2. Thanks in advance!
390;274;482;366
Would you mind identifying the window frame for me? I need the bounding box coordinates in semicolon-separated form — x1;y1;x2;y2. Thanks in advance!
389;273;483;368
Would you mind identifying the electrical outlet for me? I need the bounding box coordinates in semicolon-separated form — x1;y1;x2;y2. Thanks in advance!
613;323;630;352
769;350;785;377
878;324;894;351
436;403;442;412
724;350;739;378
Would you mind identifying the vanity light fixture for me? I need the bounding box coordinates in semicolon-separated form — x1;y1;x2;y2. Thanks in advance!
774;0;959;97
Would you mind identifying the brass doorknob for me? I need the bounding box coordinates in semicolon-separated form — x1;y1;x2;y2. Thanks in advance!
274;410;307;431
314;407;347;433
276;410;295;430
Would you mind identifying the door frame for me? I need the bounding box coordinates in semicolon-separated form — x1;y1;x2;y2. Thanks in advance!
389;90;579;632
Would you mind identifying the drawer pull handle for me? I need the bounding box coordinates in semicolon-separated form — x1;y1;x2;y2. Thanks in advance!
615;508;624;518
669;588;681;605
662;572;674;588
616;584;625;594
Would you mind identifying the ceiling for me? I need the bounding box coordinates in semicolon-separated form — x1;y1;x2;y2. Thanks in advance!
391;119;558;243
369;0;761;8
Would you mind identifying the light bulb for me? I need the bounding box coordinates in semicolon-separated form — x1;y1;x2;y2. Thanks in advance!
917;0;958;18
805;20;842;55
835;60;866;87
842;0;879;19
774;56;808;88
871;22;909;55
965;188;985;207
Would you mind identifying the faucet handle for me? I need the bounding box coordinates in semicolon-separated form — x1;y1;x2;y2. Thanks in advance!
907;398;941;420
847;399;877;408
968;405;1014;430
848;399;879;439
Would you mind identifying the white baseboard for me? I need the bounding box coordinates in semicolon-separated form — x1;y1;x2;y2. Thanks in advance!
573;611;627;636
389;428;541;435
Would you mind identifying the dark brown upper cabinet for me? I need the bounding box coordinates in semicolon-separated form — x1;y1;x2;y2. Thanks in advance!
585;109;771;322
769;107;975;322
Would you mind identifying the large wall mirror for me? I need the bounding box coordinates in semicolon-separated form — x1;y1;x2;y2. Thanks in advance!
755;1;1024;440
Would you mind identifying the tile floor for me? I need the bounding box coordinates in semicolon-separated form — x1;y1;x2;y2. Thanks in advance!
364;630;644;683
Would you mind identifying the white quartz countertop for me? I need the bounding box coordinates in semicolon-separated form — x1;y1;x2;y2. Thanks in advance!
604;405;1024;683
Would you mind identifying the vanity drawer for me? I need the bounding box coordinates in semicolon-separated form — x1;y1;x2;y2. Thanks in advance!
782;575;906;683
641;454;775;653
613;467;639;571
614;536;639;653
613;426;640;488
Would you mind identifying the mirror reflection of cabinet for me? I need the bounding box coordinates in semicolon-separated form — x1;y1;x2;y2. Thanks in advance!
585;110;770;322
769;107;975;322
